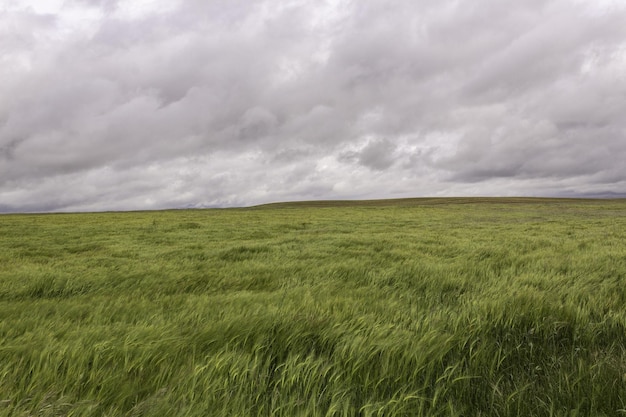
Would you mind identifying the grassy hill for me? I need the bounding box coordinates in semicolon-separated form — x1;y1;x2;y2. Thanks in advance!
250;196;598;208
1;198;625;416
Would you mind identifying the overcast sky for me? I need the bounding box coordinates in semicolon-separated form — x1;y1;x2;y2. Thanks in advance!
1;0;625;212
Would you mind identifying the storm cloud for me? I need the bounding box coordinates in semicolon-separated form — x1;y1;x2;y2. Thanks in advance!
1;0;625;212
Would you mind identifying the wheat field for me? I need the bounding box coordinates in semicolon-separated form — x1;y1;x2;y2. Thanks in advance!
1;198;625;416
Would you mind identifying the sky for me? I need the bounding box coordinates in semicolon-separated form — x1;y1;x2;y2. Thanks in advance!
1;0;626;212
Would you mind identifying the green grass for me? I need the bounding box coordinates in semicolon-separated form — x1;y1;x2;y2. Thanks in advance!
1;198;625;416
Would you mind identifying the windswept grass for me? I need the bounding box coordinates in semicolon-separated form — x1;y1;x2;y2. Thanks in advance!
0;198;625;416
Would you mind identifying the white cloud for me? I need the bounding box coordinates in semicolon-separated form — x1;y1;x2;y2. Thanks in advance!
1;0;626;212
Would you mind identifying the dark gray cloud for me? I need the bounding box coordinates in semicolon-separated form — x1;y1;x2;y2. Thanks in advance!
1;0;625;212
339;138;397;171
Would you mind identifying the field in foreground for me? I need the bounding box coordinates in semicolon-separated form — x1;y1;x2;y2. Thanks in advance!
1;198;625;416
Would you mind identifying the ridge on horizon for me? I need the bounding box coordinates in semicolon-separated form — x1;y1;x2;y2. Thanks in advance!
250;195;625;209
2;195;625;215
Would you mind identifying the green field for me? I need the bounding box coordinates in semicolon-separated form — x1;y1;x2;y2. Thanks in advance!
1;198;625;416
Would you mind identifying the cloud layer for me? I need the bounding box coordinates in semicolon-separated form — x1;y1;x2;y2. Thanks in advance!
2;0;626;211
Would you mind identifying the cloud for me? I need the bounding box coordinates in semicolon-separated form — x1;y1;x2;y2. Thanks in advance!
1;0;625;212
339;138;397;171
